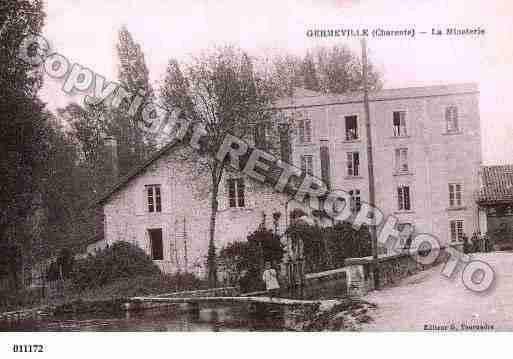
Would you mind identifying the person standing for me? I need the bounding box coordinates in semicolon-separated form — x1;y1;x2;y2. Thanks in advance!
262;261;280;297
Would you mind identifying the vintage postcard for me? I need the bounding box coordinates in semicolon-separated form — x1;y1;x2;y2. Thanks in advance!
1;0;512;356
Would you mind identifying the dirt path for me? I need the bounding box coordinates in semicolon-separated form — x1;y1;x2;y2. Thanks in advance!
361;252;513;331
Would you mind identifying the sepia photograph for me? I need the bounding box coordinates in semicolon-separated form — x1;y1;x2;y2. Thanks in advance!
1;0;512;357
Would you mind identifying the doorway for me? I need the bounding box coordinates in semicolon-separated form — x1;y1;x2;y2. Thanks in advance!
148;228;163;260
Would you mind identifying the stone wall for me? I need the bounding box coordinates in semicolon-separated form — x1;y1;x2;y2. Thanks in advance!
302;268;347;299
344;251;441;296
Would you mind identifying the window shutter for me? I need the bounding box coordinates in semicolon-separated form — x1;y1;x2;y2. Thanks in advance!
228;179;236;208
445;107;451;131
395;149;400;172
393;112;401;126
456;184;462;205
147;186;154;212
404;186;411;210
298;120;305;143
397;187;403;210
320;143;331;189
347;152;353;176
237;178;245;207
155;186;162;212
452;107;459;130
305;120;312;142
401;149;408;171
301;156;306;173
393;112;400;136
457;220;463;239
354;152;359;176
253;126;259;147
446;106;459;132
400;112;407;135
279;124;291;162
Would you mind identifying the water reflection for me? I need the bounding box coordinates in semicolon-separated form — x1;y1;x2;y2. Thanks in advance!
1;303;290;332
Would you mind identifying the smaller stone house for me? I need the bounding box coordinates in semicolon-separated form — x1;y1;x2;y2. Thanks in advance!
90;139;316;280
477;164;513;250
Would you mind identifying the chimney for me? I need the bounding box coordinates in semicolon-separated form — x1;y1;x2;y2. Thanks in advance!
103;136;119;185
320;139;331;190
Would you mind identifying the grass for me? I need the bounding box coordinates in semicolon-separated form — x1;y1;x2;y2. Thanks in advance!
0;273;206;314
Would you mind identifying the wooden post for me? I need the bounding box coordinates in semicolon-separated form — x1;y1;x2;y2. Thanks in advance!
361;37;380;290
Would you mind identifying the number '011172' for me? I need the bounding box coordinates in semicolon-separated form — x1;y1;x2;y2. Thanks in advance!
12;345;44;353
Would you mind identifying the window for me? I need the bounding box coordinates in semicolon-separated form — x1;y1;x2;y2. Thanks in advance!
450;220;464;242
449;183;463;207
346;152;360;177
148;228;163;260
298;119;312;143
395;148;409;173
393;111;407;136
146;185;162;213
397;185;411;211
445;106;459;132
301;155;314;175
349;189;361;213
228;178;245;208
345;116;358;140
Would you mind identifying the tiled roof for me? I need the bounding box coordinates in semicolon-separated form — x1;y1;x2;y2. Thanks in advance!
478;165;513;204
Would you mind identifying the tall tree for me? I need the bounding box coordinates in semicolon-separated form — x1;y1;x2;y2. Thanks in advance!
272;45;382;96
60;26;157;188
271;54;303;97
161;47;279;286
301;52;320;92
34;114;94;259
57;102;111;194
315;45;382;94
0;0;46;289
111;26;156;176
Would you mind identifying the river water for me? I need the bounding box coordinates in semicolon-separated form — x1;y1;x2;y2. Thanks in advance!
1;303;290;332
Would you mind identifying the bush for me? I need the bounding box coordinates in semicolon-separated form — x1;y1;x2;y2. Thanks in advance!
0;287;41;312
288;222;372;273
219;228;285;292
71;241;161;291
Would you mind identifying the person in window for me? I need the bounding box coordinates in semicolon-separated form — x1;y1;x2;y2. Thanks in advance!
262;261;280;297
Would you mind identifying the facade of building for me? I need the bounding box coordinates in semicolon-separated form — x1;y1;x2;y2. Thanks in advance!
91;82;482;277
91;141;310;278
276;83;482;247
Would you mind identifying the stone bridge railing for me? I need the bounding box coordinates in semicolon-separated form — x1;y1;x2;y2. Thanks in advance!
154;286;240;299
344;250;442;296
124;286;240;311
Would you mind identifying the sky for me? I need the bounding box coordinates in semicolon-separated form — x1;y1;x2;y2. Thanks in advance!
38;0;513;164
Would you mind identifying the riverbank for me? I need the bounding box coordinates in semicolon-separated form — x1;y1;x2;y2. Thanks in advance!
285;298;376;331
1;296;377;331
